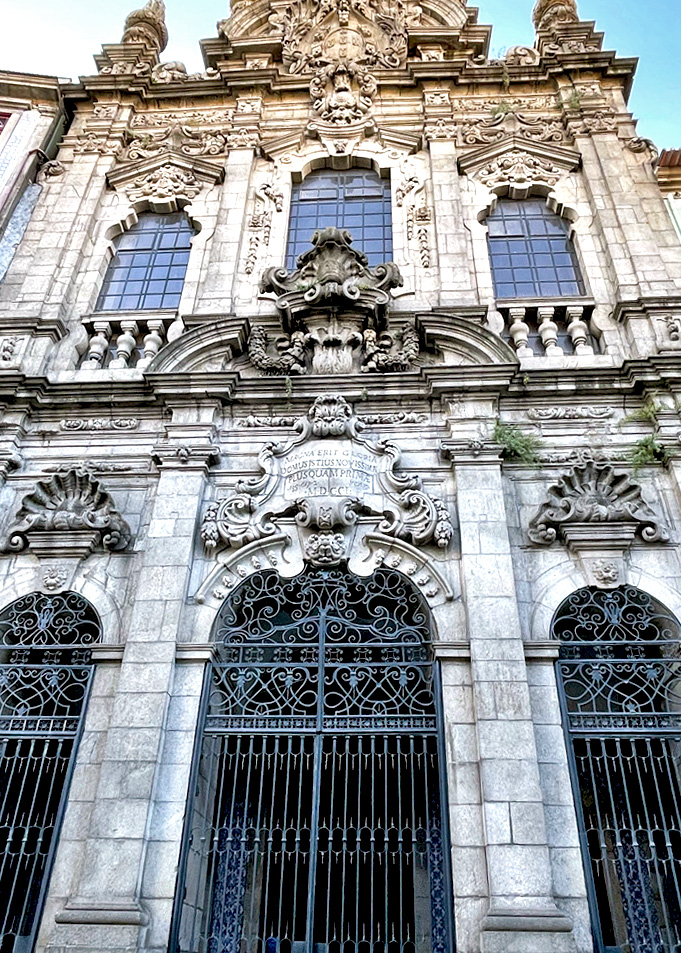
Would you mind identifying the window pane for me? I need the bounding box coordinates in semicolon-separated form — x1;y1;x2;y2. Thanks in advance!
487;199;585;299
286;168;392;268
96;213;194;312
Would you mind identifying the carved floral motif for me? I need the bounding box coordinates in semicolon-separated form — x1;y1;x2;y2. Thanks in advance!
476;150;565;189
528;462;669;545
126;164;201;204
2;469;132;553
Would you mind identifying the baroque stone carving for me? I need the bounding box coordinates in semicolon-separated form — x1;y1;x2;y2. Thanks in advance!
476;150;565;189
131;109;233;127
127;124;229;160
254;229;414;375
528;462;669;545
59;418;140;432
122;0;168;52
459;112;566;146
263;0;409;75
126;164;201;205
260;227;402;323
201;395;453;567
2;469;132;553
527;407;614;420
568;111;618;136
309;61;376;126
533;0;578;32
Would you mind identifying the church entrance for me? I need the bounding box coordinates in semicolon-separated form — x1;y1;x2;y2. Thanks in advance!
170;567;454;953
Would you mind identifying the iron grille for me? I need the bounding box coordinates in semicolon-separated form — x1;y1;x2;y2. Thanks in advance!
555;586;681;953
171;568;454;953
0;592;99;953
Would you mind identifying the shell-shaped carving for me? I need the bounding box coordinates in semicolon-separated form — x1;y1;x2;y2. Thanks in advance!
528;462;669;545
4;469;132;553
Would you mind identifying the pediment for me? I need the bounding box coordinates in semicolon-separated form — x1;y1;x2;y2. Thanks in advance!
458;136;581;193
417;314;518;366
107;152;224;211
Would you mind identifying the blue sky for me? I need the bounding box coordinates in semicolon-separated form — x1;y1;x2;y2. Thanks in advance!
1;0;679;147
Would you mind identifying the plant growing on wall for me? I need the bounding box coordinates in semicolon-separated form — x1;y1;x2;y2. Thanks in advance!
493;420;543;465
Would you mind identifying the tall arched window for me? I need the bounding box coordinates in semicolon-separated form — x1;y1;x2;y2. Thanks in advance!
0;591;100;953
286;169;393;268
554;586;681;953
487;198;585;299
95;212;194;312
171;567;454;953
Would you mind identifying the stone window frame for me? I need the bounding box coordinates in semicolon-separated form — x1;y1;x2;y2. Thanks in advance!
67;189;217;365
235;145;422;309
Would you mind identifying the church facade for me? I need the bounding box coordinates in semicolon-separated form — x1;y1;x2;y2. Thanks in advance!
1;1;681;952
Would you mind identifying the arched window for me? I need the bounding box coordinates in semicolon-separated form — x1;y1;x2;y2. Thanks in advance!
286;169;393;268
0;591;100;953
95;212;194;312
170;567;454;953
487;198;585;299
553;586;681;953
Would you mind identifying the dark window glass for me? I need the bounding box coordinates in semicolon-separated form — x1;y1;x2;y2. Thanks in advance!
487;198;586;299
286;169;392;268
95;212;194;312
0;113;10;134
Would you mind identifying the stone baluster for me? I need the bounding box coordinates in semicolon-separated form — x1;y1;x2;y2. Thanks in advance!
537;306;563;356
136;319;165;370
566;306;594;355
81;321;112;369
109;320;139;369
507;307;533;357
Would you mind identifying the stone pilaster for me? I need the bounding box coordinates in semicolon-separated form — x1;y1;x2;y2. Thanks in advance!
447;448;578;952
40;408;219;953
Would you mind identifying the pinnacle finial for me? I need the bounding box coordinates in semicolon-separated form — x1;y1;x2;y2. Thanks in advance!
532;0;579;32
122;0;169;53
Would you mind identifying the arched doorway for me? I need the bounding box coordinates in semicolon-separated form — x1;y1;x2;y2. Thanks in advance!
0;591;100;953
171;567;454;953
554;585;681;953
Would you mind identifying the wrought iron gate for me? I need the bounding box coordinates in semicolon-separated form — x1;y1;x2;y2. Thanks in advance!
0;592;99;953
171;567;455;953
555;586;681;953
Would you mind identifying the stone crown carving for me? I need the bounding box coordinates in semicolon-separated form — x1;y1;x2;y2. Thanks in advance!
528;462;669;545
201;395;453;567
260;227;403;324
2;469;132;554
122;0;168;52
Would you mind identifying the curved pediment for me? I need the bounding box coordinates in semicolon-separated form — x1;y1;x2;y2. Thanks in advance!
418;314;519;366
146;310;517;376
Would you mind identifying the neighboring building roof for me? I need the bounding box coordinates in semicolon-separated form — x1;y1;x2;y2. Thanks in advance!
657;149;681;193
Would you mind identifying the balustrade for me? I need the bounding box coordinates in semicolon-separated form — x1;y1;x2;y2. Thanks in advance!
497;300;597;357
80;313;182;369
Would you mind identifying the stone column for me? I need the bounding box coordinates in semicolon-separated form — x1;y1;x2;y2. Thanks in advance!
41;405;219;953
444;445;577;953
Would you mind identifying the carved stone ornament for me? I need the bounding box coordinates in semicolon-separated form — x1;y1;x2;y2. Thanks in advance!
458;112;567;147
2;469;132;556
126;164;201;207
532;0;578;33
122;0;168;52
528;462;669;545
260;227;402;323
201;395;453;568
254;228;414;374
476;150;565;189
126;124;230;160
258;0;409;75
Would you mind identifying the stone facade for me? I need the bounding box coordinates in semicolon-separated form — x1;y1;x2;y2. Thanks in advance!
1;1;681;952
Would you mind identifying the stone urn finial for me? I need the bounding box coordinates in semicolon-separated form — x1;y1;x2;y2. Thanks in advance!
532;0;579;32
122;0;169;53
